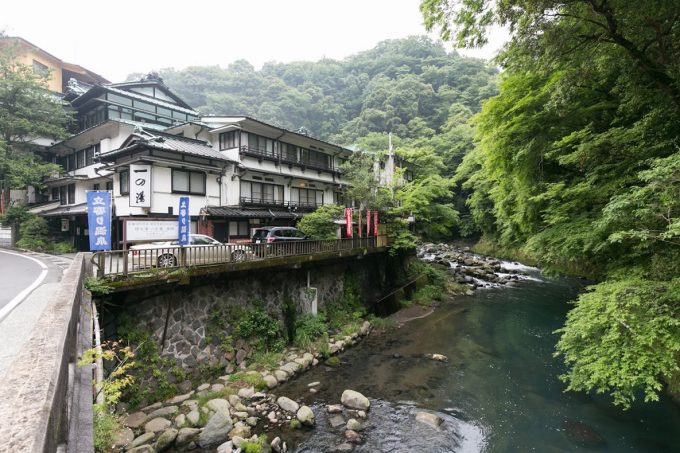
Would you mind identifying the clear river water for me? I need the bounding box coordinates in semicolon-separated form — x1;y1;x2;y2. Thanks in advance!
276;267;680;452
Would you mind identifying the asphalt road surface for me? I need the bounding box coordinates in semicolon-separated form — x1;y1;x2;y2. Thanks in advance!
0;249;47;313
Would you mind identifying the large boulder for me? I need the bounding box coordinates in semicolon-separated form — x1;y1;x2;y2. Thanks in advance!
277;396;300;413
130;432;155;448
228;423;251;439
111;427;134;449
206;398;232;418
176;427;201;447
148;405;178;419
341;390;370;411
124;411;147;429
198;411;233;448
155;428;178;451
144;417;172;433
415;411;444;429
296;405;315;426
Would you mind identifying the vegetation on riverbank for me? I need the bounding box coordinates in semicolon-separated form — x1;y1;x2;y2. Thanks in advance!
422;0;680;407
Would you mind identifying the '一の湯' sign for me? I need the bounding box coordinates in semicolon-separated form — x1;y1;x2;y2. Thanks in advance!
129;164;151;208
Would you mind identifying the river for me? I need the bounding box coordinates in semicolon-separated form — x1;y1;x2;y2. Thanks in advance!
275;266;680;452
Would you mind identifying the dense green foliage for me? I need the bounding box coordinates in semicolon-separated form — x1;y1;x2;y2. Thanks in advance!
293;314;329;349
233;308;285;352
15;215;49;250
144;37;496;144
140;37;497;244
296;204;344;240
555;278;680;408
0;36;70;193
423;0;680;407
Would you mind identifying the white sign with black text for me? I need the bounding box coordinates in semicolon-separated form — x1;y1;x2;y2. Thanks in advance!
129;164;151;208
126;220;178;242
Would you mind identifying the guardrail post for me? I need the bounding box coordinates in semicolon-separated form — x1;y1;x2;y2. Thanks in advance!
97;253;104;278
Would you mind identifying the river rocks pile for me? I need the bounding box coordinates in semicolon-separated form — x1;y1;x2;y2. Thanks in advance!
114;321;373;452
322;389;371;451
418;243;530;290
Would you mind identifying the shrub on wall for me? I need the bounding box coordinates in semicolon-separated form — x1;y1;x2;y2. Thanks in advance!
233;308;285;352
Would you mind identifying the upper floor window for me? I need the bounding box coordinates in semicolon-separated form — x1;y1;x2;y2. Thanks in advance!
120;170;129;195
32;59;49;77
291;188;324;207
172;169;205;195
240;180;284;204
299;148;330;169
247;133;274;154
281;143;298;162
68;184;76;204
219;131;238;150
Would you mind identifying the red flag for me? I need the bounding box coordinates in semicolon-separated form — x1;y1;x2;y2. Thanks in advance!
345;208;353;237
374;211;379;236
366;210;372;237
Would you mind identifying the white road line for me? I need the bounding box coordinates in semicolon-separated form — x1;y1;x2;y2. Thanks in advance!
0;250;49;323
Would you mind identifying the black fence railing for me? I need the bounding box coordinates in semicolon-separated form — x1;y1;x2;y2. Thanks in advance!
240;146;339;173
240;197;320;210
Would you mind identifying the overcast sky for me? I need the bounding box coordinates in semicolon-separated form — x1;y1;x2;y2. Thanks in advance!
2;0;507;83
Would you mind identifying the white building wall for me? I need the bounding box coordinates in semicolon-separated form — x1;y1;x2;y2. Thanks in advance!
113;165;221;217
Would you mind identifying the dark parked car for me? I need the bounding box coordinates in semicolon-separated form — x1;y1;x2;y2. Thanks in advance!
251;226;308;244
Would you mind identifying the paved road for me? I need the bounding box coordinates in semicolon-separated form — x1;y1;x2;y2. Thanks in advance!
0;249;73;379
0;249;48;313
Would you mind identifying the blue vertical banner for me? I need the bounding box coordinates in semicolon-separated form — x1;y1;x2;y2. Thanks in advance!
178;196;190;246
87;191;112;251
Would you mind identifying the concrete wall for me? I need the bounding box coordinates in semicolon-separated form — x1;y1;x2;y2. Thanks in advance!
111;253;396;370
0;253;93;452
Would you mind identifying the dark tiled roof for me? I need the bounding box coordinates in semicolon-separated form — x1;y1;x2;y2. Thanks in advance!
100;130;234;163
40;203;88;217
204;206;301;219
105;86;199;115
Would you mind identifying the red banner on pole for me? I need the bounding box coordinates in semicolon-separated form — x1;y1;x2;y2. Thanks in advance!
366;210;372;237
358;210;362;238
345;208;353;237
374;210;379;237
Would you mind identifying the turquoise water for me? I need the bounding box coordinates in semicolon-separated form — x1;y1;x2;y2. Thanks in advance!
276;271;680;452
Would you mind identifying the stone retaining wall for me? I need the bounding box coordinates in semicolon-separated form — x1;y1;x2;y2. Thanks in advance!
111;253;399;370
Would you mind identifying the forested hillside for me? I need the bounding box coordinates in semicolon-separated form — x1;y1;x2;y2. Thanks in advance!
135;36;497;145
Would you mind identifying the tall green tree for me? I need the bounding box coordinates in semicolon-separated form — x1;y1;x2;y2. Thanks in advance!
0;38;71;200
422;0;680;407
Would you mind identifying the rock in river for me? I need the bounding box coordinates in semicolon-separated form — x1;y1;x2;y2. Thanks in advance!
427;353;448;362
562;419;606;447
277;396;300;413
297;405;315;425
341;389;370;411
415;411;444;429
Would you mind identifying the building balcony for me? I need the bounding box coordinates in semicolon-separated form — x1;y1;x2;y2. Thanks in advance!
240;145;279;162
240;197;321;211
240;146;339;175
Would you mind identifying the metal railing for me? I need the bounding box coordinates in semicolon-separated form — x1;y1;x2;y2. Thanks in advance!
240;146;339;173
239;197;321;210
93;237;380;278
